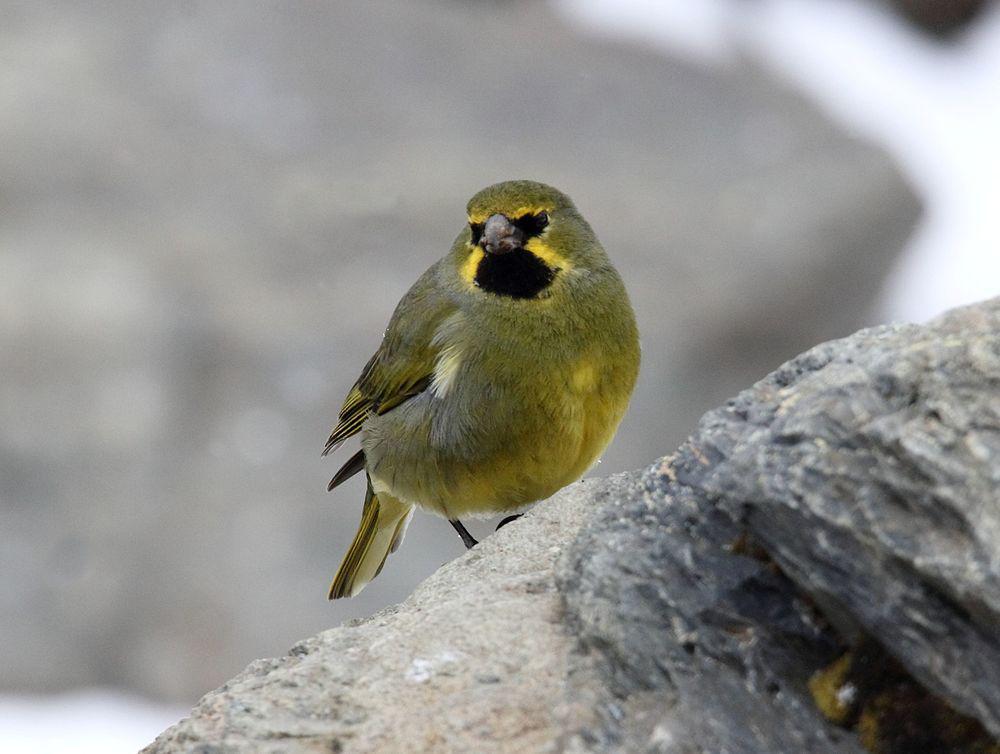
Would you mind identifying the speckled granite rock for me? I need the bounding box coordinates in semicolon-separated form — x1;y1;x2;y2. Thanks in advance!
145;298;999;753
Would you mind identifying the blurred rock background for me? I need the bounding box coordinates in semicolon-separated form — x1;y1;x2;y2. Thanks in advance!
0;0;921;707
882;0;992;37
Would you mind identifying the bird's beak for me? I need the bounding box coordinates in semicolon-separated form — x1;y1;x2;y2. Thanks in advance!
480;214;525;255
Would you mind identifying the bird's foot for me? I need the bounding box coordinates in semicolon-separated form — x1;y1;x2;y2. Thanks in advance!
496;513;523;531
449;519;478;549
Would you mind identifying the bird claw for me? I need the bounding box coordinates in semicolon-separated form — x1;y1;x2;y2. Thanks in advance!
495;514;522;531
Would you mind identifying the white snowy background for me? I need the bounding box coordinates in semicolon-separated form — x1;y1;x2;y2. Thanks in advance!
3;0;998;750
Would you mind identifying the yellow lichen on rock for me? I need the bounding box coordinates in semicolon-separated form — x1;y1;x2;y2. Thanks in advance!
809;652;856;726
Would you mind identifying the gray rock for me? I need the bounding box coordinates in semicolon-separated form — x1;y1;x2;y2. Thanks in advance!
563;296;1000;749
143;477;625;754
561;476;863;754
703;299;1000;734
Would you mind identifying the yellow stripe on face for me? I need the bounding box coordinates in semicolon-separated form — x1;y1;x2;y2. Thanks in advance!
525;238;571;271
460;247;484;286
461;241;569;288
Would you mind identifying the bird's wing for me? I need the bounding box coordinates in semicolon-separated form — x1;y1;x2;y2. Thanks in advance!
324;262;455;458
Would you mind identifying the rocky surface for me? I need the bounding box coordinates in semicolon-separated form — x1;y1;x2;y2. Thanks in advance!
143;476;624;754
564;296;1000;751
145;298;998;752
1;0;920;701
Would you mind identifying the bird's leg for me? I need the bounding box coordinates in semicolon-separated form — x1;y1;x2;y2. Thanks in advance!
496;513;522;531
449;519;478;549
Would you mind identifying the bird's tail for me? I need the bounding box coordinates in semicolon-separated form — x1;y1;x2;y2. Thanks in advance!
328;477;414;599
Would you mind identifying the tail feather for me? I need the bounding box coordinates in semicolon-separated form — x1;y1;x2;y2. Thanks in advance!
389;507;414;554
327;448;366;491
328;478;413;599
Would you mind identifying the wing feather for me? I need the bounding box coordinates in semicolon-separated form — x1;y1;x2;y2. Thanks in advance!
322;260;455;458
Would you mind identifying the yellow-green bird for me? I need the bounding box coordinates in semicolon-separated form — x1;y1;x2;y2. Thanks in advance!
323;180;640;598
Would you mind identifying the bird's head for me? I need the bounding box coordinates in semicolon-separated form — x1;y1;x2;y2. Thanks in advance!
459;180;600;299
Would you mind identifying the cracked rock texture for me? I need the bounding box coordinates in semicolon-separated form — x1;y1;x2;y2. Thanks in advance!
146;297;999;753
563;296;1000;751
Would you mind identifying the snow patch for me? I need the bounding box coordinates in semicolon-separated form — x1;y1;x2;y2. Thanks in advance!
0;689;187;754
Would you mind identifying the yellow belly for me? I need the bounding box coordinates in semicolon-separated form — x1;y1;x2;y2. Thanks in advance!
365;351;635;520
435;359;627;518
554;361;626;489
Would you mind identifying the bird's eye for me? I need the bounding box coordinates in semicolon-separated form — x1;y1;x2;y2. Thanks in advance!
513;211;550;238
470;222;484;246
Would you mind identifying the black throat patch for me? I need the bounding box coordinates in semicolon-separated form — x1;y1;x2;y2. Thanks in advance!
474;249;557;299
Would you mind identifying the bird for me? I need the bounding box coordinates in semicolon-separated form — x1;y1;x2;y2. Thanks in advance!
323;180;640;599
